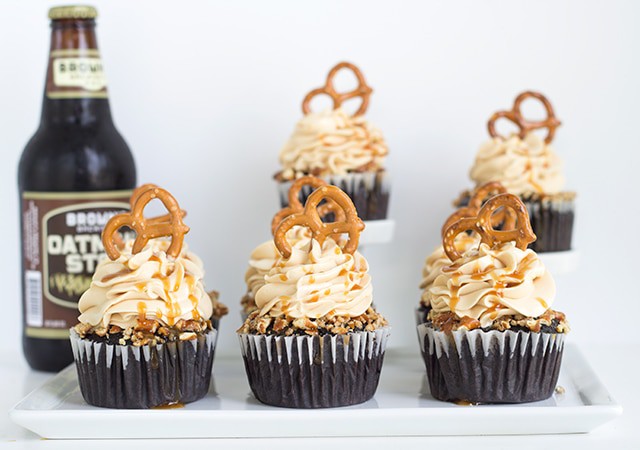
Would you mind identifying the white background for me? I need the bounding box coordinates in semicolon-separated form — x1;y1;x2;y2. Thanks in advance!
1;0;639;361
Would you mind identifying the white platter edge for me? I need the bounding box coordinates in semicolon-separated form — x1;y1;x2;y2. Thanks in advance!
9;344;622;439
359;219;395;245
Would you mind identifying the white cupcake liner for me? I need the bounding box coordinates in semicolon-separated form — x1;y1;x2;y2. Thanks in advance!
416;323;565;403
238;326;391;408
70;328;217;408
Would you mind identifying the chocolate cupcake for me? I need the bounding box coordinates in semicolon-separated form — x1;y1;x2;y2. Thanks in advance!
418;193;569;404
461;91;576;252
70;184;225;409
274;62;390;221
238;185;390;408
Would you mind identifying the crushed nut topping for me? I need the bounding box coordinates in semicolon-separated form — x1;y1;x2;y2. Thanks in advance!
73;318;213;346
240;292;258;316
237;307;387;336
209;290;229;319
427;309;569;333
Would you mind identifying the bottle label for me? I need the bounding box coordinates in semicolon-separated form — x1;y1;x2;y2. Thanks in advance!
21;190;132;338
47;49;108;99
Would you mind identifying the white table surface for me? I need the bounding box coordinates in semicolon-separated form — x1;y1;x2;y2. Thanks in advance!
2;341;638;449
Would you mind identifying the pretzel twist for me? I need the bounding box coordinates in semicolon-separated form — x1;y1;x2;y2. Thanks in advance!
274;185;364;259
102;185;190;260
441;182;516;236
112;184;187;251
487;91;561;144
443;193;536;262
302;62;372;117
271;176;346;235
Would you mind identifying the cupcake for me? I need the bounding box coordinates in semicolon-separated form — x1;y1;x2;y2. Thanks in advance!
461;91;576;252
418;192;569;404
241;176;345;320
274;62;390;221
70;184;225;408
238;184;390;408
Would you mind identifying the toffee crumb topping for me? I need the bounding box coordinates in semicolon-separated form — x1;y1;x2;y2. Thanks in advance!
241;292;258;315
74;318;213;347
209;290;229;320
237;307;387;336
427;309;569;334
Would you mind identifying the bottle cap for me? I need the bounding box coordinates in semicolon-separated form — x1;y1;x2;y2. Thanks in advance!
48;5;98;20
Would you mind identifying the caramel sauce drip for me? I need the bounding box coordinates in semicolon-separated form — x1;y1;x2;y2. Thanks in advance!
433;312;480;333
137;302;147;321
308;294;320;303
484;303;504;320
470;265;495;281
189;295;201;320
526;163;544;194
101;269;132;283
454;399;478;406
165;299;182;326
459;316;481;330
512;253;537;281
153;273;172;293
153;402;185;410
449;274;461;311
537;297;549;309
308;275;316;284
339;268;348;276
279;274;288;282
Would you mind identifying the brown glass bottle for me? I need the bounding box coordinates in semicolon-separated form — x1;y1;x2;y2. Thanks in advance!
18;6;136;372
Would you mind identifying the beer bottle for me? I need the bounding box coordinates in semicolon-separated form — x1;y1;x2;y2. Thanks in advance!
18;6;136;372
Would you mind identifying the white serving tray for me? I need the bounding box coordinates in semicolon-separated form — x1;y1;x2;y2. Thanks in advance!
9;343;620;439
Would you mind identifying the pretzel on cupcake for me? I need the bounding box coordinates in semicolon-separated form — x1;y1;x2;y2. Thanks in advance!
274;185;365;259
102;184;190;260
271;176;346;235
302;62;373;117
487;91;561;144
443;193;536;262
441;182;516;237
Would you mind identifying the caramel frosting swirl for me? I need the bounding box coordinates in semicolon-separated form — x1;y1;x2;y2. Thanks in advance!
469;132;565;195
244;227;312;299
427;242;555;328
255;236;372;318
78;239;213;329
279;108;388;179
419;233;479;307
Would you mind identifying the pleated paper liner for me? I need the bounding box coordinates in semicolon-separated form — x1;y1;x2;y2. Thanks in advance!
277;171;390;221
522;195;574;252
70;328;217;409
417;323;565;404
238;327;391;408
